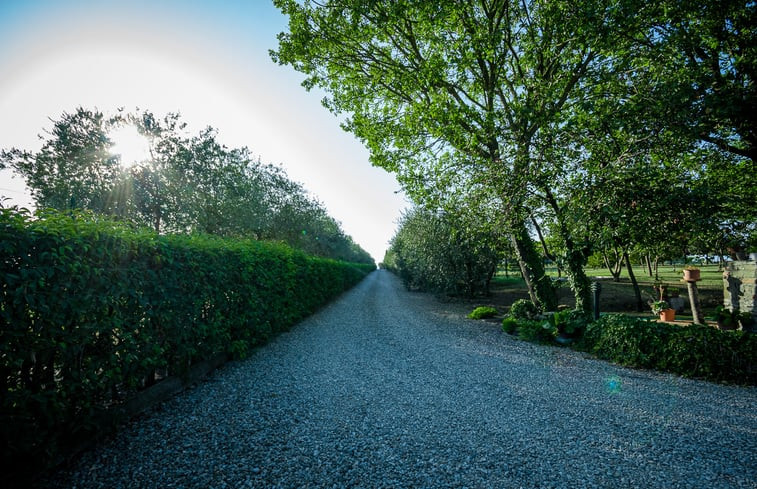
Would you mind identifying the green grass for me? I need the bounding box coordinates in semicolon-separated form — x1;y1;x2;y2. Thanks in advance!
492;264;726;316
545;264;724;288
490;274;527;287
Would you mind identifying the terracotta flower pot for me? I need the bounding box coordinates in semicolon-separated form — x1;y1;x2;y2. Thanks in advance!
659;309;676;322
683;269;700;282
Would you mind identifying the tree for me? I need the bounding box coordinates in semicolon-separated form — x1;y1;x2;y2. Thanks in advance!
638;0;756;162
1;107;374;263
559;0;756;284
388;206;503;297
125;110;189;233
272;0;646;311
1;108;126;213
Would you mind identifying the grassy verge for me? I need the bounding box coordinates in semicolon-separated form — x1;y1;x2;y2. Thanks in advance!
488;265;726;316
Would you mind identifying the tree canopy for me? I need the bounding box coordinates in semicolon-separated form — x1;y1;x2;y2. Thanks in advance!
1;107;373;264
273;0;755;306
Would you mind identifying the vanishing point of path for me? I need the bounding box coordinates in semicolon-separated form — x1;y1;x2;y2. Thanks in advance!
44;270;756;488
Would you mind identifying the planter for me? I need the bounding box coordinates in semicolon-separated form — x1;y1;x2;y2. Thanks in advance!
683;269;701;282
659;309;676;322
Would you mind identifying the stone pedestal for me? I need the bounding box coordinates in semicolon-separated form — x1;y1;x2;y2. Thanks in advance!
723;261;757;332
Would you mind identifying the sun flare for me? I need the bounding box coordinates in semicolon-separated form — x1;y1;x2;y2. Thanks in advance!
109;125;151;166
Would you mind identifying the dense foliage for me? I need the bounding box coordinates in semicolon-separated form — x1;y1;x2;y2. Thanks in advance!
0;108;374;264
0;208;374;480
502;312;756;384
578;315;757;384
273;0;755;309
384;207;502;297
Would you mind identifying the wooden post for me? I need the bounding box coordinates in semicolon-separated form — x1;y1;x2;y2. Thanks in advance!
685;280;704;324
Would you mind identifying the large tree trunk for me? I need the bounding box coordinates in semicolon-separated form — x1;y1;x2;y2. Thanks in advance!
624;251;644;312
484;261;497;296
509;222;557;311
551;230;591;312
564;247;592;313
542;188;592;312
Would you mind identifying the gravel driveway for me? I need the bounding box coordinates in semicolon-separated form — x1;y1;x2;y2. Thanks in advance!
43;270;757;488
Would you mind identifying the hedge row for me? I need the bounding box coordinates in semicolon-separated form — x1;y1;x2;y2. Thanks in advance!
502;311;756;384
576;314;757;384
0;208;374;480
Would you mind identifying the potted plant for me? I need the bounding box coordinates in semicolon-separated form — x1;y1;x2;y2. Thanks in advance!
683;265;700;282
652;300;675;321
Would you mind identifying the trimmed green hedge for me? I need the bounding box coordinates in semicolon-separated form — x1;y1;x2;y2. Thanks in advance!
0;208;373;480
502;313;756;385
576;314;756;384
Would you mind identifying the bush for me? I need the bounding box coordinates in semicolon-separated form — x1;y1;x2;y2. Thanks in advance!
509;299;539;320
468;306;499;320
580;314;666;367
577;314;756;384
516;319;557;343
548;309;592;337
386;207;503;297
502;317;518;334
0;208;374;483
502;309;590;343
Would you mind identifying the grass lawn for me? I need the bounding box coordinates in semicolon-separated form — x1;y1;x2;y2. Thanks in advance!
485;264;726;320
579;263;724;288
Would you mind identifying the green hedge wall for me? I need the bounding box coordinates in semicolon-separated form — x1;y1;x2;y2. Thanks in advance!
576;314;757;384
0;208;373;479
502;312;756;385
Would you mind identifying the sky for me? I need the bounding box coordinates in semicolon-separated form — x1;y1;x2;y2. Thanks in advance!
0;0;408;262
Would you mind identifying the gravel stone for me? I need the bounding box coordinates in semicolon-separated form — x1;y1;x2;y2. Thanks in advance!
41;271;757;488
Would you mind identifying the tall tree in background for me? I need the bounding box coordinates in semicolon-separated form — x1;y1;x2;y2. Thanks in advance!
1;109;126;213
1;107;373;264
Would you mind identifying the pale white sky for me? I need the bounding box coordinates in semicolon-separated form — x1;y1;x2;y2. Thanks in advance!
0;0;408;261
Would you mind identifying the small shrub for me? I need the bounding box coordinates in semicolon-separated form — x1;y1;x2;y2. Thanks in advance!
468;306;499;320
651;300;671;315
502;316;518;334
517;319;556;343
548;309;592;337
509;299;539;320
